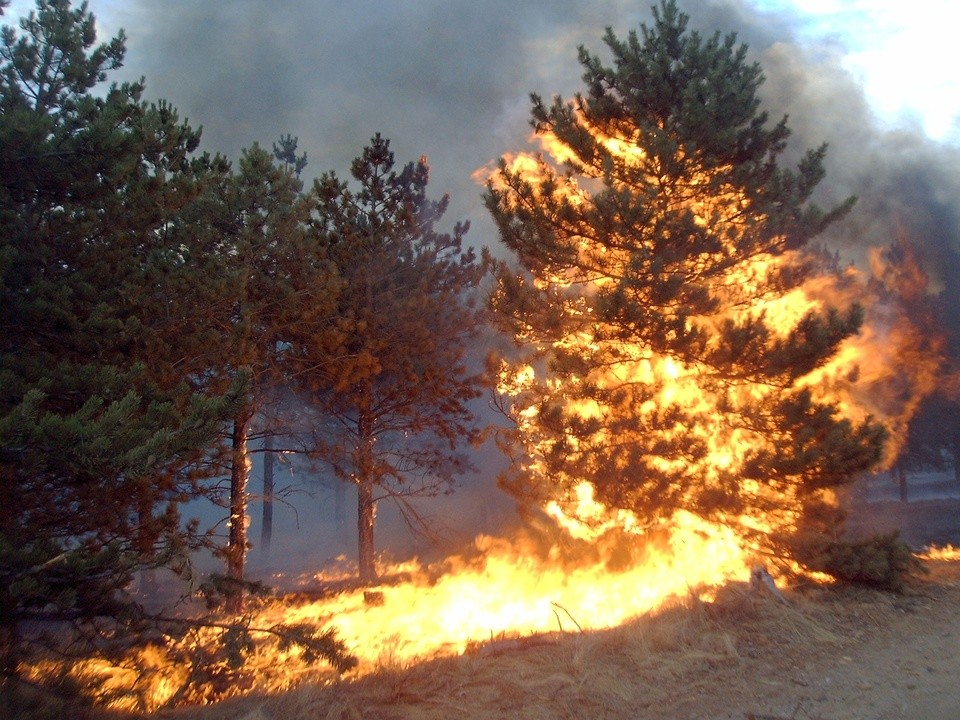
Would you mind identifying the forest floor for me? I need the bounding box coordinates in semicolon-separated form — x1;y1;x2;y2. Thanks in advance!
158;554;960;720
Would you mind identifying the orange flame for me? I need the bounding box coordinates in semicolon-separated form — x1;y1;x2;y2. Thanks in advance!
280;520;748;666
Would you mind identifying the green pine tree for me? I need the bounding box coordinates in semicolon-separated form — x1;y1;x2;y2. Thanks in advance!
179;139;339;608
485;1;887;573
0;0;244;689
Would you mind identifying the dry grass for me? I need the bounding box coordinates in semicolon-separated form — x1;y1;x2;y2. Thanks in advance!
153;583;853;720
23;563;960;720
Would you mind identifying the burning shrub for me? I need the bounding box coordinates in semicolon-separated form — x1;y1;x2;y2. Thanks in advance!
13;603;357;713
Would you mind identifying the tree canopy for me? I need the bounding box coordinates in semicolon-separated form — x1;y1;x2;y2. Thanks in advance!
0;2;364;703
0;2;249;618
177;139;340;606
0;0;246;662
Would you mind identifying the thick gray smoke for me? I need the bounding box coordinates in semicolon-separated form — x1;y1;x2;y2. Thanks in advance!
25;0;959;563
105;0;960;284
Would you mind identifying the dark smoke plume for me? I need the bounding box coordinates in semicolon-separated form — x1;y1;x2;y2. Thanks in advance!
106;0;959;290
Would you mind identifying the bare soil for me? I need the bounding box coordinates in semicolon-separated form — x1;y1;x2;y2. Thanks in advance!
162;557;960;720
673;560;960;720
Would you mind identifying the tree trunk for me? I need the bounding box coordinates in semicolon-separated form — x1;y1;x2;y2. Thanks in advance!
261;434;274;561
952;437;960;485
357;478;377;583
895;461;908;503
227;410;252;611
334;477;348;548
136;494;157;596
356;402;378;583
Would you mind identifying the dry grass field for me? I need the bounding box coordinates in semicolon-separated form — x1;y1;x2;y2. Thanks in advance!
138;555;960;720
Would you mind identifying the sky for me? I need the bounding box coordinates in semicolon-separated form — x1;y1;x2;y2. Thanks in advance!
751;0;959;142
8;0;958;143
4;0;960;558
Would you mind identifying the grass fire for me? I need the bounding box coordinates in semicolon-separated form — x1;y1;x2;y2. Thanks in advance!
4;1;960;719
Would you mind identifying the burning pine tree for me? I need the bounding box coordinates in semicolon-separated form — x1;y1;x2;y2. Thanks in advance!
484;1;909;580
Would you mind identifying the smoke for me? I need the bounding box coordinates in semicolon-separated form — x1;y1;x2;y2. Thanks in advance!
105;0;959;278
7;0;957;275
21;0;958;559
110;0;594;225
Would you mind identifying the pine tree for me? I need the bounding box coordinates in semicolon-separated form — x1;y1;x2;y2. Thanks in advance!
181;140;339;608
0;0;243;683
302;135;490;582
485;1;886;570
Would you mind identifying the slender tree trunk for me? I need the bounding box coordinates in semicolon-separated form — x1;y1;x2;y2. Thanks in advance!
227;410;252;611
952;437;960;485
137;494;157;596
895;461;908;503
356;400;378;583
357;477;376;583
0;488;21;712
261;434;274;562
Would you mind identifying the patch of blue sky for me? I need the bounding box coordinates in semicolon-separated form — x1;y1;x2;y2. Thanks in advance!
750;0;959;143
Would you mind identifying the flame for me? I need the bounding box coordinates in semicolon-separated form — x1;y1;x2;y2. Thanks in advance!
919;544;960;562
27;521;752;713
282;520;747;664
